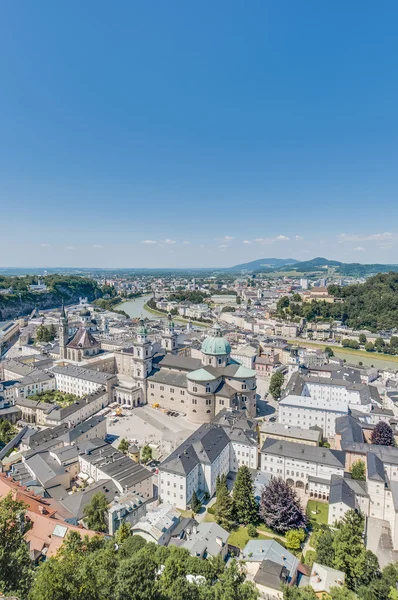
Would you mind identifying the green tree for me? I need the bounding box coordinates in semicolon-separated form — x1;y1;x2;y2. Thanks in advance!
0;419;16;445
190;491;202;513
365;342;375;352
119;534;147;559
358;333;367;345
83;491;109;532
269;371;284;400
333;510;379;590
292;293;302;303
0;493;33;599
141;445;153;464
315;527;335;567
118;438;129;454
329;586;358;600
247;523;258;538
351;460;366;481
233;465;258;525
283;585;317;600
114;551;159;600
115;521;131;544
374;337;385;352
213;474;234;529
325;346;334;357
285;528;306;551
211;559;258;600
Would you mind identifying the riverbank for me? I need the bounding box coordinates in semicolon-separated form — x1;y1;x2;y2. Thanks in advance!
143;303;210;328
289;338;398;368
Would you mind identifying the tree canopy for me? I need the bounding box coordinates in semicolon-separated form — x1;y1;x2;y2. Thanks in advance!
259;477;307;533
269;372;284;400
371;421;395;447
29;531;258;600
83;492;109;532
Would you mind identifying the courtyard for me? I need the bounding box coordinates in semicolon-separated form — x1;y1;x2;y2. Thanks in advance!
107;404;199;460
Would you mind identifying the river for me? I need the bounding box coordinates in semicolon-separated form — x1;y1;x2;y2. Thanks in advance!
333;349;398;370
117;295;163;320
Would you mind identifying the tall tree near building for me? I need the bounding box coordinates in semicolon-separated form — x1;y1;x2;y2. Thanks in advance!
351;460;366;481
0;493;33;599
118;438;129;454
83;492;109;532
141;445;153;464
213;473;234;529
269;371;284;400
332;510;380;590
232;466;258;525
371;421;395;447
259;477;307;533
190;491;202;514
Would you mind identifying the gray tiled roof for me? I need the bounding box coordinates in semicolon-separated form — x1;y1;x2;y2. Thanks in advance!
147;370;187;388
82;444;152;490
152;354;202;372
160;424;230;476
329;474;368;508
335;415;364;444
261;438;346;469
60;479;118;519
367;452;386;482
52;365;115;384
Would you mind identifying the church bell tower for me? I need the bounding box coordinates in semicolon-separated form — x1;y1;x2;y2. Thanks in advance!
59;300;68;360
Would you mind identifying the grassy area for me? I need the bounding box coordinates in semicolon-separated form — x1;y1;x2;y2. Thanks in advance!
228;526;271;549
256;523;285;539
27;390;80;407
306;500;329;525
304;550;317;567
288;338;398;364
203;512;216;523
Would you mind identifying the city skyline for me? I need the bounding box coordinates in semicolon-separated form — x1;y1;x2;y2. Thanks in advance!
1;1;398;268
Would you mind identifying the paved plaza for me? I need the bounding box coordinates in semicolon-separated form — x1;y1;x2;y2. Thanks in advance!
107;405;199;460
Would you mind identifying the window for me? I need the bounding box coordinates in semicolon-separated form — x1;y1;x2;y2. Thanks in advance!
170;388;175;393
192;398;197;405
193;386;197;392
160;386;164;391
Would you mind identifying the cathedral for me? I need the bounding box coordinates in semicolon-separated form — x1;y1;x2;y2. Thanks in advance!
58;304;257;424
59;303;101;362
114;318;257;424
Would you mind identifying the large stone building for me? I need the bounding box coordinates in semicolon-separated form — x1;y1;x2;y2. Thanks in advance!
113;319;257;424
59;303;100;361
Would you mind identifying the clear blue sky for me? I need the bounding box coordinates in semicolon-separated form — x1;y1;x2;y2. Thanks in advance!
1;1;398;268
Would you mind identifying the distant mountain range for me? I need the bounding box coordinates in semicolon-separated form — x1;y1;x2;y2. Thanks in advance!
227;256;398;277
225;258;299;272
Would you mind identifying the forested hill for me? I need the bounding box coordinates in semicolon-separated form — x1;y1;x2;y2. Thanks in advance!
278;272;398;332
0;275;101;320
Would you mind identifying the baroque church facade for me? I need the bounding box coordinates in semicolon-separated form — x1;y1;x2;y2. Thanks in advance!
58;307;257;425
114;319;257;424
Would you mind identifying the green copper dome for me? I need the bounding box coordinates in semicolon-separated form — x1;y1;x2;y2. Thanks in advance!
138;318;147;335
201;322;231;356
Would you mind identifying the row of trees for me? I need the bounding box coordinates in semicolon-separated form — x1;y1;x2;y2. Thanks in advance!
212;469;307;536
35;323;57;342
0;491;258;600
311;510;380;592
277;273;398;332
